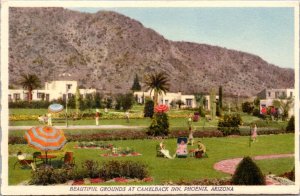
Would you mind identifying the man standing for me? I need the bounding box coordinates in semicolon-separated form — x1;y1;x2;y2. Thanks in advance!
95;109;100;126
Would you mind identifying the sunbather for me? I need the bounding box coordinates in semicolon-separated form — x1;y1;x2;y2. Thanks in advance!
159;141;175;159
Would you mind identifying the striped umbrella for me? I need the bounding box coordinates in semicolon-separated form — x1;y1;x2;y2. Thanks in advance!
154;104;169;113
25;126;66;164
48;103;64;113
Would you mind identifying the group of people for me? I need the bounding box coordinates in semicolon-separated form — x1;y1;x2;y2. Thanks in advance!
38;113;52;126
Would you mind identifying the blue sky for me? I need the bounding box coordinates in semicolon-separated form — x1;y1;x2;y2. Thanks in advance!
69;7;295;69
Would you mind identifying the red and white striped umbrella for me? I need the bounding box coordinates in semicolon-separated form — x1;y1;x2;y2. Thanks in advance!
25;126;66;163
154;104;169;113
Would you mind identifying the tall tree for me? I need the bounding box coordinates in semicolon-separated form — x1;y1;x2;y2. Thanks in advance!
19;73;41;102
75;87;81;115
210;88;216;120
218;86;223;116
218;86;223;108
194;93;204;108
131;73;142;91
144;71;170;106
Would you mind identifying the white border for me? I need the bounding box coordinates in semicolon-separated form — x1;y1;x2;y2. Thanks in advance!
1;1;299;195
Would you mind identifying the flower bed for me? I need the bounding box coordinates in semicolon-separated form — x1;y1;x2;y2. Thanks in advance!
71;177;152;185
74;142;113;149
100;152;141;157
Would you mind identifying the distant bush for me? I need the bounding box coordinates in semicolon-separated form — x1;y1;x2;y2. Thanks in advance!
217;113;242;136
286;115;294;133
147;113;169;136
115;93;134;111
144;100;154;118
232;156;265;185
242;102;254;114
9;100;51;109
198;107;206;118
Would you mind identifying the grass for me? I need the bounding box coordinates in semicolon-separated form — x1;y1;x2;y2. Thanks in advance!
8;133;294;185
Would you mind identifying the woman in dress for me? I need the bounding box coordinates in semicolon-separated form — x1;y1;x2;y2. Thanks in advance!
187;115;194;145
251;124;257;142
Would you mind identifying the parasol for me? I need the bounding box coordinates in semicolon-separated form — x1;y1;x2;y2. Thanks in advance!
25;126;66;164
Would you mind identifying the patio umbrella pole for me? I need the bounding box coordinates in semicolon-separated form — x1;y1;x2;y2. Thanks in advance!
45;151;48;164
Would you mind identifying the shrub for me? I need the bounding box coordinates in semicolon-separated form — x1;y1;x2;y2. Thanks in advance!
147;112;169;136
232;156;265;185
286;115;294;133
242;102;254;114
198;107;205;118
99;160;148;180
30;166;73;185
144;100;154;118
115;93;134;111
82;160;99;178
217;113;242;136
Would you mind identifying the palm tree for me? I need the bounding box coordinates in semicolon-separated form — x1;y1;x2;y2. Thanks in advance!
272;97;294;121
19;73;41;102
144;71;170;106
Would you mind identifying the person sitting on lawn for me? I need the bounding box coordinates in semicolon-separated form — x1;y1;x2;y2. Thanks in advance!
159;140;175;159
195;140;206;157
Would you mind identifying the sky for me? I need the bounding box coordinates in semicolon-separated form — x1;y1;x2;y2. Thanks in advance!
68;7;295;69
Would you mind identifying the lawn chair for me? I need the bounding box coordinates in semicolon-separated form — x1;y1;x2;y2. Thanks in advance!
33;152;43;165
176;137;188;158
60;152;76;168
14;151;34;169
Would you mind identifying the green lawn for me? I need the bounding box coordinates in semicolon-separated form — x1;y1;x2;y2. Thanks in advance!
8;133;294;185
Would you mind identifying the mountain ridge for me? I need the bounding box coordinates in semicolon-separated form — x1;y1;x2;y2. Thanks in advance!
9;7;294;97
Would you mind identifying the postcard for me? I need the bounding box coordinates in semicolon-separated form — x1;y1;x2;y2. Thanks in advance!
1;0;299;195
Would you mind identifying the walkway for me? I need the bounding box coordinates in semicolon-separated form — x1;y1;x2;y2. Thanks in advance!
9;125;146;130
213;153;294;185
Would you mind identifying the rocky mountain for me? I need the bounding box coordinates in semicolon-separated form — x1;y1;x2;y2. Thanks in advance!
9;7;294;97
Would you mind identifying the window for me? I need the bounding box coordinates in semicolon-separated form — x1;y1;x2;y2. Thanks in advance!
13;93;20;101
37;93;44;99
46;94;49;101
268;92;271;97
165;100;169;105
186;99;193;107
290;92;293;97
160;99;163;104
67;84;72;90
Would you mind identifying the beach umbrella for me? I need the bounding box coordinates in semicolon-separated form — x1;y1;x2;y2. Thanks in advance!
48;103;64;113
25;126;66;164
154;104;169;113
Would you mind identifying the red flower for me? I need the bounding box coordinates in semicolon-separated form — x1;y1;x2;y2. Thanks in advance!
143;177;153;182
102;154;108;157
112;154;119;157
114;177;128;183
90;178;104;183
72;180;84;185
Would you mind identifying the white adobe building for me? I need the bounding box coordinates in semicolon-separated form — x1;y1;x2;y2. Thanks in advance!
133;90;218;109
257;88;295;117
8;80;96;102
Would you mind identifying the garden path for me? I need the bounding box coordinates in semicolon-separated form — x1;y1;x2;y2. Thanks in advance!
213;153;294;185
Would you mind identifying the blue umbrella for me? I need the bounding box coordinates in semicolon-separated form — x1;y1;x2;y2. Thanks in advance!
48;103;64;113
